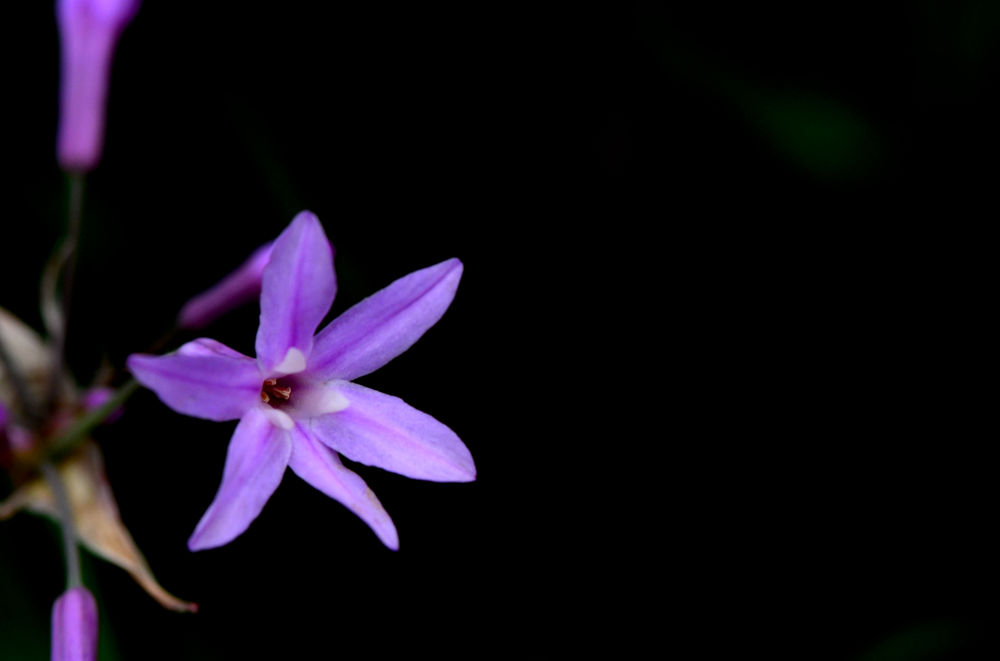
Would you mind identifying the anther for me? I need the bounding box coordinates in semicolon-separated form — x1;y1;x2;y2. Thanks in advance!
261;378;293;406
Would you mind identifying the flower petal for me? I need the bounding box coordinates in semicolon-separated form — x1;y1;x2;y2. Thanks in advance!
177;241;275;330
51;586;98;661
288;423;398;550
176;337;253;360
255;211;336;375
188;409;291;551
309;259;463;381
127;349;260;421
312;381;475;483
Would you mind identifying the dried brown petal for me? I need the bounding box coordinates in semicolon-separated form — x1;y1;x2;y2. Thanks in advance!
0;442;197;612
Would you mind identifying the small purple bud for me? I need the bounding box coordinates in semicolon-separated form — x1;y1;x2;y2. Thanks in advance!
7;426;35;454
50;586;98;661
81;386;123;422
0;403;34;455
56;0;141;172
178;242;275;329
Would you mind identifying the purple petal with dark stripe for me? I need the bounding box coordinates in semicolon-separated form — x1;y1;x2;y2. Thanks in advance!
309;259;462;382
127;351;260;421
289;422;398;550
188;408;291;551
312;381;475;483
256;211;336;375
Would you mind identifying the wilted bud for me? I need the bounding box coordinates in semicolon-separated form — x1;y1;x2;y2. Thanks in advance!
178;242;275;329
56;0;141;172
51;586;98;661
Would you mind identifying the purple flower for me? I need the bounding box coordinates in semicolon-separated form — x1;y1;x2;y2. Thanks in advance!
177;241;275;330
51;586;98;661
127;211;473;550
56;0;141;171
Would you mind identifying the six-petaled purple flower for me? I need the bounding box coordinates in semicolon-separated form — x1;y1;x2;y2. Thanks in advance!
127;211;474;550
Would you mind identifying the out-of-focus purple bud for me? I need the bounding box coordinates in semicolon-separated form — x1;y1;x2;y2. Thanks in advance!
51;586;98;661
178;242;275;329
56;0;141;172
81;386;123;422
7;426;35;454
0;402;35;455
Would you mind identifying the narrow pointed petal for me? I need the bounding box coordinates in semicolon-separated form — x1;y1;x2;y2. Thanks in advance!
288;423;398;549
127;350;260;421
256;211;336;375
188;409;291;551
312;381;475;483
51;586;98;661
310;259;463;381
178;242;275;329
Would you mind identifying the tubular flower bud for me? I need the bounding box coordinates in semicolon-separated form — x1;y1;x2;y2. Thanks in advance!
56;0;141;172
50;586;98;661
178;242;275;330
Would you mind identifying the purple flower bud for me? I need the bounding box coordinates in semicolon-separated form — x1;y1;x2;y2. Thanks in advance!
178;242;275;329
56;0;141;172
0;403;34;455
50;586;98;661
81;386;123;422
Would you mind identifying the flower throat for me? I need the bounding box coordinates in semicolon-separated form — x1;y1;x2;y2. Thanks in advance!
260;378;292;406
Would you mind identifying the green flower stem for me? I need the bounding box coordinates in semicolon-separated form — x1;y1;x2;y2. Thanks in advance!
45;379;140;461
45;172;85;414
41;460;82;589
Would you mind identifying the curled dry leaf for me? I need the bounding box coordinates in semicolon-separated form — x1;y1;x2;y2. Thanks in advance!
0;441;197;612
0;306;74;415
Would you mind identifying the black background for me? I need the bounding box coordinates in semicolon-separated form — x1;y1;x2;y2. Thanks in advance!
2;2;996;659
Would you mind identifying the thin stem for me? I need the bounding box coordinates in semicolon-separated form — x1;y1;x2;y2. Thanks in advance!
45;379;140;461
41;461;82;589
45;173;85;414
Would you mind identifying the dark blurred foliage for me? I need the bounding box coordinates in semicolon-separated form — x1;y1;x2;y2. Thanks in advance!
1;1;997;659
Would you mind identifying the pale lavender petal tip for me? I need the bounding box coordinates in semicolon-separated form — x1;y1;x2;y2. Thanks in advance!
256;211;336;374
176;337;253;360
178;242;275;330
56;0;141;172
289;425;399;550
313;382;475;483
187;409;292;551
310;258;463;382
51;586;98;661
